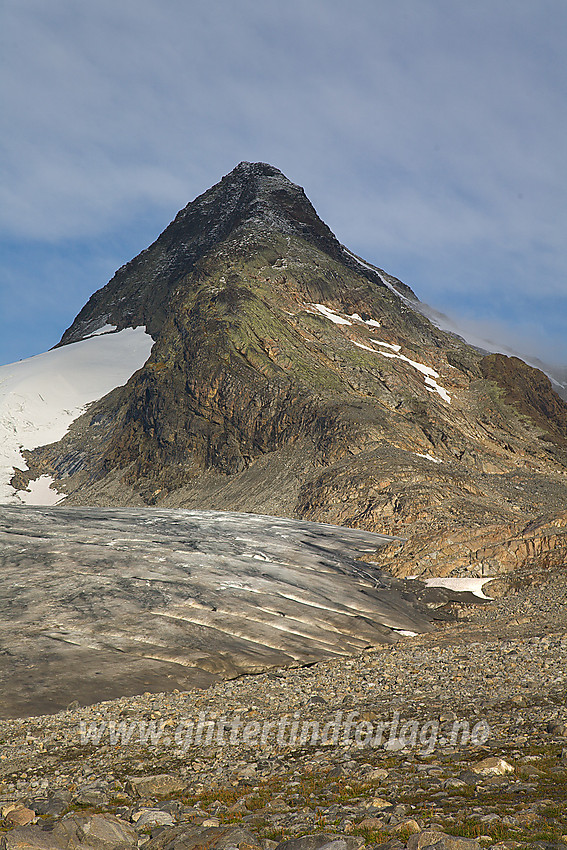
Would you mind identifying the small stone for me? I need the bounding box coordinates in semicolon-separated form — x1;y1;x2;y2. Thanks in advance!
367;768;389;781
30;794;69;818
384;739;406;752
5;807;36;826
479;813;500;824
518;764;543;778
274;836;364;850
513;809;540;826
369;797;393;810
132;809;175;830
471;757;514;776
390;819;421;835
74;786;110;807
547;721;567;737
373;841;404;850
2;804;18;817
357;817;384;830
443;778;467;789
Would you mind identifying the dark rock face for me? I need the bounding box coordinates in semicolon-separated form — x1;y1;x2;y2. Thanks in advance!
15;162;567;576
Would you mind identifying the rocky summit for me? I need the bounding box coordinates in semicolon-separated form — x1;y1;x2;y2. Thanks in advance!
12;162;567;578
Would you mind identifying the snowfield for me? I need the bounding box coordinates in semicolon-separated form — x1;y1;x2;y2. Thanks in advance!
0;327;153;505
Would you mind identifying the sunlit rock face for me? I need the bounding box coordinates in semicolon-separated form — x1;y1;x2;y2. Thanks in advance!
0;506;463;718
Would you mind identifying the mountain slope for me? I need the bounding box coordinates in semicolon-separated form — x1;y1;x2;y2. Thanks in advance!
9;162;567;577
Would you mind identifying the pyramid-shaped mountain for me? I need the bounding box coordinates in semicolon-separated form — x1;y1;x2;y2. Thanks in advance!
13;162;567;578
59;160;415;345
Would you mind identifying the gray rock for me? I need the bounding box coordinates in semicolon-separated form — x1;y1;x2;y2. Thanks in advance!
1;816;137;850
547;721;567;737
145;825;262;850
274;836;364;850
407;832;480;850
126;776;186;799
471;757;514;776
373;842;404;850
73;787;110;807
52;814;137;850
31;797;70;818
4;808;37;827
132;810;175;830
1;827;68;850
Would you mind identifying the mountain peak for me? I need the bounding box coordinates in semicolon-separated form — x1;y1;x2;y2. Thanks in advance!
59;162;346;345
10;164;567;594
58;162;416;346
231;160;286;177
186;159;343;252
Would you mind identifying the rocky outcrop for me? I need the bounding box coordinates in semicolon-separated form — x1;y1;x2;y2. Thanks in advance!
481;352;567;449
368;509;567;580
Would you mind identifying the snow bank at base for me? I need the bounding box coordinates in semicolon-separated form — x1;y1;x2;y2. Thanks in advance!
0;327;153;505
17;475;63;506
416;577;494;600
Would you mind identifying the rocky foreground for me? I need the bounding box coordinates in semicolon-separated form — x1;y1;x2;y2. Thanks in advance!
1;571;567;850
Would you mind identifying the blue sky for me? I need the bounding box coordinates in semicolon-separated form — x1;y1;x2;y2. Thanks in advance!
1;0;566;369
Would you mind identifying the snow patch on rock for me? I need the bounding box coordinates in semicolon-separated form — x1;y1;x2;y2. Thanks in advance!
313;304;352;325
415;452;443;464
350;313;381;328
372;345;452;404
305;302;452;404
